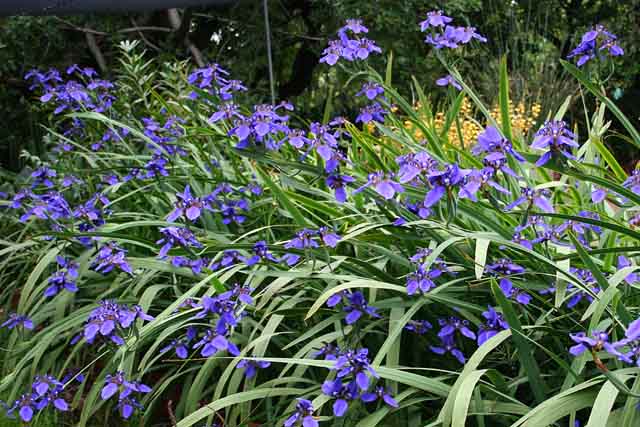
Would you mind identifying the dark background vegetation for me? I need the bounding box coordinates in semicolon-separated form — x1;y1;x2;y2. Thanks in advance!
1;0;639;172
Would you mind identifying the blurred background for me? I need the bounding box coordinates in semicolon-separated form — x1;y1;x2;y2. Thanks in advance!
1;0;639;172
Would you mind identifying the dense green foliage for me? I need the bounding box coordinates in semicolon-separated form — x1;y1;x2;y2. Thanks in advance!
2;5;640;427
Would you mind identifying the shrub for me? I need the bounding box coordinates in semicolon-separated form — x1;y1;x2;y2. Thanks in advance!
0;12;639;427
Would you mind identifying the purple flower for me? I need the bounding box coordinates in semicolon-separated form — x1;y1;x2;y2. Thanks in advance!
100;372;150;419
31;166;57;188
424;163;469;207
326;174;355;203
284;398;318;427
81;300;153;346
419;10;453;31
435;75;462;90
285;229;320;250
93;241;133;275
603;318;640;365
209;102;242;122
623;170;640;195
340;18;369;35
6;394;38;422
312;343;341;360
361;385;399;408
193;329;233;357
396;152;439;184
243;240;280;266
167;185;210;222
354;172;404;200
438;316;476;341
617;256;640;285
44;256;79;297
160;327;197;359
321;380;358;417
343;291;380;325
355;102;388;124
423;21;487;49
504;187;554;213
531;120;578;166
333;348;379;390
473;126;525;164
459;168;510;202
236;360;271;378
477;306;508;346
568;25;623;66
319;227;341;248
356;82;384;100
569;330;609;356
1;313;34;330
404;320;433;335
406;264;440;295
156;226;203;258
320;20;381;66
430;335;466;364
320;40;344;66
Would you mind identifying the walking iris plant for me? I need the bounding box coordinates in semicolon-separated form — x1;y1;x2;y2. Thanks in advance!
0;10;637;427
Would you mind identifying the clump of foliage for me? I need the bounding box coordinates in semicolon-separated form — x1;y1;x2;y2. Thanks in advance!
1;10;640;427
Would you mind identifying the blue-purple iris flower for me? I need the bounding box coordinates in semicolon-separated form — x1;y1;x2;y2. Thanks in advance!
424;163;469;207
284;398;318;427
430;335;466;364
530;120;578;166
361;385;399;408
236;360;271;379
404;319;433;335
438;316;476;341
320;19;381;66
356;82;385;100
1;313;34;330
568;25;623;66
31;166;57;188
321;379;359;417
355;102;388;124
486;258;531;305
396;152;439;184
343;291;380;324
167;185;210;222
326;174;355;203
100;371;151;419
160;326;197;359
93;241;134;275
603;318;640;366
477;306;509;346
617;256;640;285
504;187;554;213
354;172;404;200
435;75;462;90
420;11;487;49
157;226;203;258
569;330;609;356
45;256;79;297
81;300;153;346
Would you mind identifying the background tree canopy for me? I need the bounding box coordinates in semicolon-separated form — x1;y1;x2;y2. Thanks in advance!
2;0;639;171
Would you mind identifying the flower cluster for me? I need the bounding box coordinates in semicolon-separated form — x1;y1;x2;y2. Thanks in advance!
406;248;454;295
568;25;623;66
320;19;381;66
2;373;83;422
327;290;380;325
101;371;151;419
190;284;252;358
45;256;79;297
321;348;396;417
420;10;486;49
78;300;153;346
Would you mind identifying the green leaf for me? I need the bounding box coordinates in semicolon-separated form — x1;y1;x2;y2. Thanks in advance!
498;56;513;144
491;280;546;403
